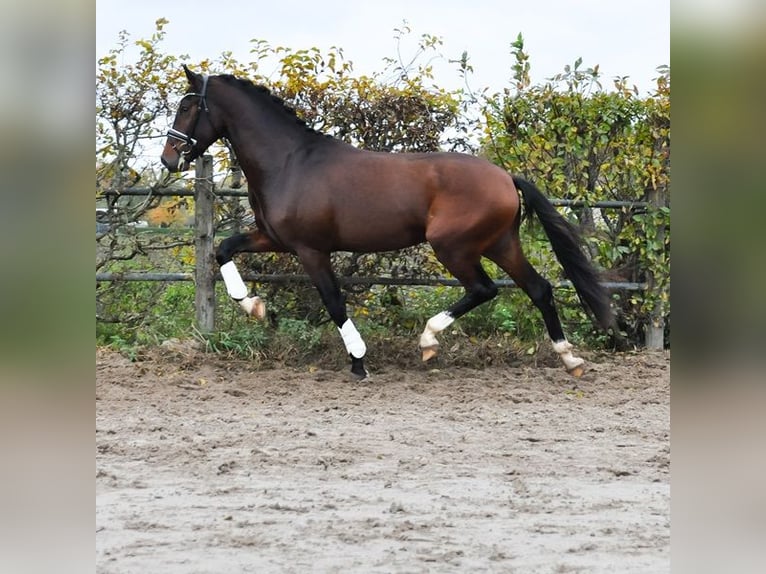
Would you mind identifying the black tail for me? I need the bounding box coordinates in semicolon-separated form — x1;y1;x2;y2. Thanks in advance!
513;175;615;332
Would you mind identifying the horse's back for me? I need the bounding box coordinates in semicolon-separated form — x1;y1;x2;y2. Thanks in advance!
280;145;519;252
317;147;516;203
402;151;521;224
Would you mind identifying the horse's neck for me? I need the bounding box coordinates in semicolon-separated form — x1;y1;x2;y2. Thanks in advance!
222;104;303;187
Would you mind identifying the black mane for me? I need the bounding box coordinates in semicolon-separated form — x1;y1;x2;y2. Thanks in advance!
217;74;324;138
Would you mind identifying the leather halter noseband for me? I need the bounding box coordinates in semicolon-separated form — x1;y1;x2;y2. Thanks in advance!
166;74;210;155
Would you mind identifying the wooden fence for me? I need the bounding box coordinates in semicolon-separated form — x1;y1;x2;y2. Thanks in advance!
97;155;665;348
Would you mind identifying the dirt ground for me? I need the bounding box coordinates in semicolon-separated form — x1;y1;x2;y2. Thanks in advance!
96;346;669;573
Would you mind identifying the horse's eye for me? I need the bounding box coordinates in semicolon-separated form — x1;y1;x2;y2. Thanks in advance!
180;105;189;113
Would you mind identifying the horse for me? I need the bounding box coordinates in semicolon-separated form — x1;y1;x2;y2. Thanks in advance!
161;65;615;379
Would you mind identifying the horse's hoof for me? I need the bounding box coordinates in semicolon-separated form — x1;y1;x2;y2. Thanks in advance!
240;296;266;319
352;370;370;381
351;366;369;380
238;296;265;319
252;298;266;320
350;357;368;380
567;365;585;378
421;346;438;363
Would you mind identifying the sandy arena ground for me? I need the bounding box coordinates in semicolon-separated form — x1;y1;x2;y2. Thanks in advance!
96;347;669;573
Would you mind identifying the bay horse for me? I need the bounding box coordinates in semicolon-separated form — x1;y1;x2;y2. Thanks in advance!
161;66;615;378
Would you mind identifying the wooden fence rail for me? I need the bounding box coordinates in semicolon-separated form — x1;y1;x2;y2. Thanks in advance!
97;155;665;348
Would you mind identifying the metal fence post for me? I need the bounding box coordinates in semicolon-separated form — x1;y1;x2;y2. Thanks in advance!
194;155;216;334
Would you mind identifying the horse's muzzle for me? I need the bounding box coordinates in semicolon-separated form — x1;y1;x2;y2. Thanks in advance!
160;153;190;173
160;155;177;172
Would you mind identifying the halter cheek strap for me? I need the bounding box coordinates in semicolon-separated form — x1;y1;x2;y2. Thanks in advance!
166;74;210;151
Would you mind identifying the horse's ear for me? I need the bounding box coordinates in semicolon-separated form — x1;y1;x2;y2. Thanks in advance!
182;64;199;87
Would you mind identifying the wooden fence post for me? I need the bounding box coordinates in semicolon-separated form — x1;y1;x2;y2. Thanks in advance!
644;186;666;350
194;155;216;334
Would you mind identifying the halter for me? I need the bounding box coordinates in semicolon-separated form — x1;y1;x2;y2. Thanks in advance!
166;74;210;155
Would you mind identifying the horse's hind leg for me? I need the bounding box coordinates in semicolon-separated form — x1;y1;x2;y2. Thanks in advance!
485;237;585;376
419;250;498;362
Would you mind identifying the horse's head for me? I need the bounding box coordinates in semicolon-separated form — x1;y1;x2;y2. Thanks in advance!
161;65;220;172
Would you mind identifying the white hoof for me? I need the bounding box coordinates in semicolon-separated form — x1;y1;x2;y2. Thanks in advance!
421;345;439;363
238;296;266;319
419;311;454;351
552;339;585;372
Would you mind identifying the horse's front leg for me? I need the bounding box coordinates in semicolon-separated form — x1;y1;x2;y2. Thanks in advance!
215;230;286;319
296;248;369;379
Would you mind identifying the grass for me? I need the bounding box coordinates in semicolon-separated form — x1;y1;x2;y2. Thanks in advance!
96;273;618;370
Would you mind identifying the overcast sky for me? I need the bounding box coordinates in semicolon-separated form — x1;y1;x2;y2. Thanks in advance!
96;0;670;96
